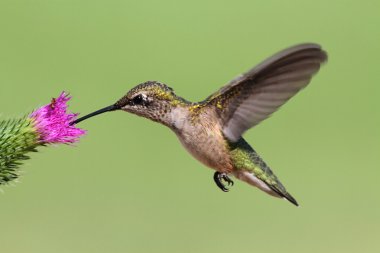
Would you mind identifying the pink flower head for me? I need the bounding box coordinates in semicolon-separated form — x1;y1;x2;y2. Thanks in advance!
30;92;86;144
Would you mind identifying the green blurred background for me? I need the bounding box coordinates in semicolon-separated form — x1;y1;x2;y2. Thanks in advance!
0;0;379;252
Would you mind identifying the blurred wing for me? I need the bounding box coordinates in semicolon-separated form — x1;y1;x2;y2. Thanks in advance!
206;43;327;142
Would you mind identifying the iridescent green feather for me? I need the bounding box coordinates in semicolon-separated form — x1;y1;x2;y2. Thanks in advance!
229;139;281;186
229;138;298;205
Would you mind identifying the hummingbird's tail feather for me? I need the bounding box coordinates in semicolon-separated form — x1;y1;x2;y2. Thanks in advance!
229;138;299;206
267;184;299;206
233;170;299;206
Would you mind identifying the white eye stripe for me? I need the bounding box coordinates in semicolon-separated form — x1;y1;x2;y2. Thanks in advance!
141;93;148;100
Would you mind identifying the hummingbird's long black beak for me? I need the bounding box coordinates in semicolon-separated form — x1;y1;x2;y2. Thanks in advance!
70;104;120;125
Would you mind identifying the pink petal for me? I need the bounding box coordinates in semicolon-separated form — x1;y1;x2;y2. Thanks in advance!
30;92;86;144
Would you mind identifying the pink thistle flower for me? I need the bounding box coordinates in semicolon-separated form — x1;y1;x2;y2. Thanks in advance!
30;92;86;144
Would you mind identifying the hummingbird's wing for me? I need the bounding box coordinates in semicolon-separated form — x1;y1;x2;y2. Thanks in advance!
205;43;327;142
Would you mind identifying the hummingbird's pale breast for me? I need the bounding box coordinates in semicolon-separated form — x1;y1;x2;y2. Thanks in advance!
169;106;234;173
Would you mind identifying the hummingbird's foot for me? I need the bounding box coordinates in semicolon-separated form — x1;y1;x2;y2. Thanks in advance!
213;172;234;192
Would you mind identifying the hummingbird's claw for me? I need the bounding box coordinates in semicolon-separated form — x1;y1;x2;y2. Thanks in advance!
213;172;234;192
224;174;234;187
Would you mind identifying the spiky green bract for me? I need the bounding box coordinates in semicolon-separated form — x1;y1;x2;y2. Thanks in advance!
0;117;38;184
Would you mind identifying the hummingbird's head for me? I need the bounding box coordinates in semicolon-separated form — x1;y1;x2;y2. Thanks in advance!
115;81;188;124
71;81;189;126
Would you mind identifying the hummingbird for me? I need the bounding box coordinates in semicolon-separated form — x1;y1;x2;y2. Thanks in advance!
72;43;327;206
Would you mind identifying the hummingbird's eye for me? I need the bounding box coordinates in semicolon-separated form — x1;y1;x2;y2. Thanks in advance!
131;94;148;106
